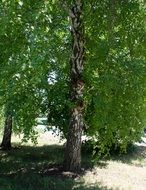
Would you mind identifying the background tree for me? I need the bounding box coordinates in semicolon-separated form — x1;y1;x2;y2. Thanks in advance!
1;109;12;150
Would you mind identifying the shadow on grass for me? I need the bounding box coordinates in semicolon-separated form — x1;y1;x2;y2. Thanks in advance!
0;144;117;190
0;143;145;190
86;143;146;169
109;144;146;166
0;174;115;190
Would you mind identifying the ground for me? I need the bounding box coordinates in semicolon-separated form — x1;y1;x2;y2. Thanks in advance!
0;131;146;190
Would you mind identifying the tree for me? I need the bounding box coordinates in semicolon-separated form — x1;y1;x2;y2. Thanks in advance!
0;0;146;173
1;113;12;150
0;0;60;143
63;0;85;172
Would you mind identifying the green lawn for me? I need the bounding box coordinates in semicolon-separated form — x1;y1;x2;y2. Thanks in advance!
0;134;146;190
0;144;102;190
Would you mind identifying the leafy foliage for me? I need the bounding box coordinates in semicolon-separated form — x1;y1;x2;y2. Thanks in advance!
0;0;146;157
0;0;70;141
84;0;146;156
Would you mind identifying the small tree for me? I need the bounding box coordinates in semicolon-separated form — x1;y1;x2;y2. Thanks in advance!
1;106;13;150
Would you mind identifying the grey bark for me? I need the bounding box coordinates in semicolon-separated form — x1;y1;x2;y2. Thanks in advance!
63;0;84;172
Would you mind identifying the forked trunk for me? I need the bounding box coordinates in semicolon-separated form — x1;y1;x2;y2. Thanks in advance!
1;115;12;150
64;0;84;172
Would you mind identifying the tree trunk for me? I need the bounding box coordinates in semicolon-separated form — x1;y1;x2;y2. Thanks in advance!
1;115;12;150
63;0;84;172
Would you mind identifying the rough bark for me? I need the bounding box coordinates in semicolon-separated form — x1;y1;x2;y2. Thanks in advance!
1;115;12;150
108;0;117;46
63;0;84;172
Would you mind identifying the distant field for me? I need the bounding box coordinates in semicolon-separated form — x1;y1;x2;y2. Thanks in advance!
0;131;146;190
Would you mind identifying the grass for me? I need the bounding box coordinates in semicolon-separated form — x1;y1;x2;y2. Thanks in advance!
0;144;106;190
0;132;146;190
